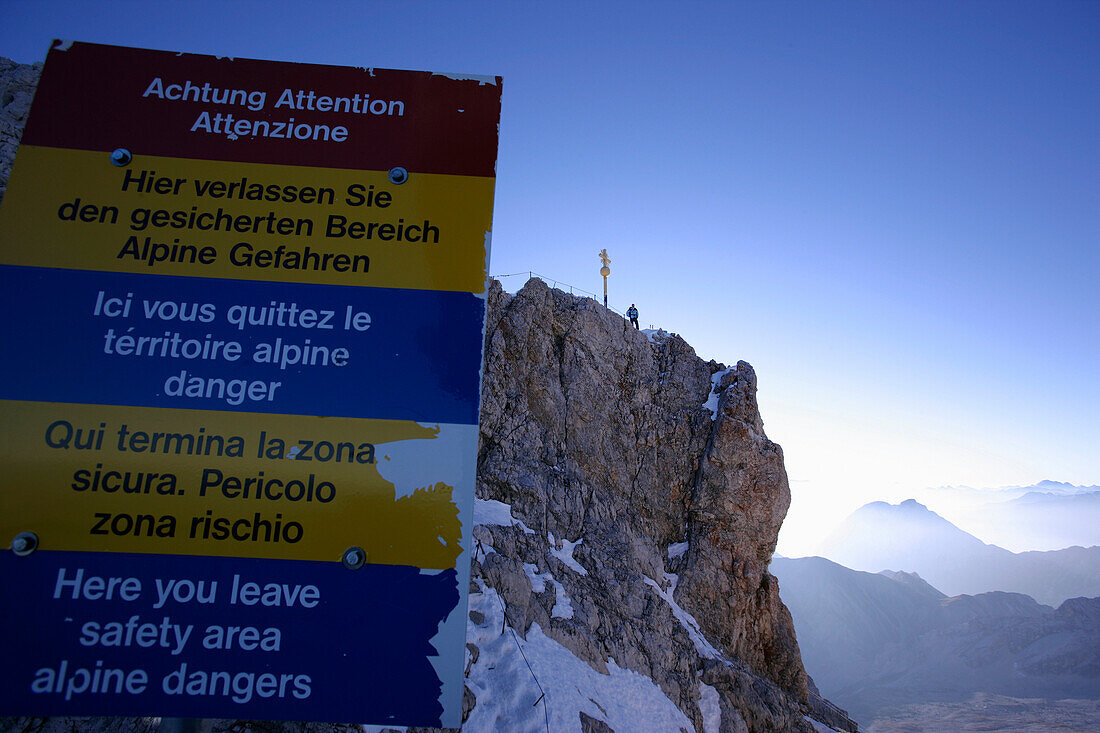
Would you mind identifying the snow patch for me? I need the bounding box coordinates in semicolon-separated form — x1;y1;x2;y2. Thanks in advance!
704;367;734;420
523;562;549;593
523;564;574;618
549;576;575;619
475;497;535;534
548;531;589;575
699;682;722;733
643;572;722;659
806;717;844;733
641;327;671;344
464;580;693;732
668;541;689;559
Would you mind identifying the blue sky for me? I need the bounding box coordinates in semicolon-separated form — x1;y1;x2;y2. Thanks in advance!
2;1;1097;553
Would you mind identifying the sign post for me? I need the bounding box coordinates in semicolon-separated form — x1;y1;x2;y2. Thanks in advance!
599;248;611;307
0;41;500;728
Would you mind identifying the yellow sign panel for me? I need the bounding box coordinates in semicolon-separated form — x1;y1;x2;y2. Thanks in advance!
0;400;466;567
0;146;494;292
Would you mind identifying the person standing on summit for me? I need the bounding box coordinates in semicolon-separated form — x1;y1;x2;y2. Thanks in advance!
627;304;639;329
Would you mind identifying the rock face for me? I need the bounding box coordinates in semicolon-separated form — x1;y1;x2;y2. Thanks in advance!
471;278;833;731
0;57;40;204
0;57;852;732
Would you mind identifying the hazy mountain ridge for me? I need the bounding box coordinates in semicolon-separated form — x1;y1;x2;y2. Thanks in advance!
877;570;945;600
923;480;1100;503
920;481;1100;552
952;490;1100;552
817;499;1100;606
772;556;1100;726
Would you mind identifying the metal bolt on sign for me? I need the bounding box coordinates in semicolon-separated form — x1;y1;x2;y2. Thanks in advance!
110;148;133;166
11;531;38;556
388;167;408;184
342;546;366;569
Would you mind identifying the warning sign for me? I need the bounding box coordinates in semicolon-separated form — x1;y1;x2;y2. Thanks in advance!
0;40;500;727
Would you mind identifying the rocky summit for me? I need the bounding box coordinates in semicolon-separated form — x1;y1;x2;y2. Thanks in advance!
471;278;834;732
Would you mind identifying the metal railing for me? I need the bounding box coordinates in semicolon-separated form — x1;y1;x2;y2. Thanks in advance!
491;271;625;316
808;693;858;733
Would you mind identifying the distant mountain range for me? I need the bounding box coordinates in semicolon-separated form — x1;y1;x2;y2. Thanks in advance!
918;481;1100;552
772;555;1100;724
925;480;1100;504
949;490;1100;552
815;499;1100;606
